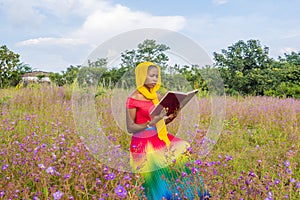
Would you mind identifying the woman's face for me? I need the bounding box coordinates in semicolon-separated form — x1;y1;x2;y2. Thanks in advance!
144;67;158;89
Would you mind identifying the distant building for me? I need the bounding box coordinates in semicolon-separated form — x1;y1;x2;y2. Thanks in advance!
21;71;51;85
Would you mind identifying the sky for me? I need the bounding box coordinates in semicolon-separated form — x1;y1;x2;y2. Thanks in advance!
0;0;299;72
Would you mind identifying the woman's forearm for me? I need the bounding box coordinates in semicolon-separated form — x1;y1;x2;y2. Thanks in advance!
126;121;149;134
126;116;162;134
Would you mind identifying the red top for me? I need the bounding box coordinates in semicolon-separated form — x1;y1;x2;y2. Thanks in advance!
126;97;155;124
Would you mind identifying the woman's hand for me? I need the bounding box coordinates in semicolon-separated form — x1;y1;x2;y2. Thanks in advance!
165;108;180;124
149;107;168;126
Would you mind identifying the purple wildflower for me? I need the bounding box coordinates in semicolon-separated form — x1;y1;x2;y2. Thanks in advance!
213;169;217;176
102;193;108;197
245;179;252;185
53;190;64;200
187;147;193;153
34;146;40;155
285;168;293;174
268;191;273;197
38;164;45;169
290;178;296;183
274;178;280;185
284;160;290;167
96;178;101;186
296;182;300;189
192;167;198;174
103;166;109;173
0;191;4;197
46;166;56;175
248;171;256;177
115;185;127;198
225;155;233;161
105;172;115;180
194;160;202;165
123;175;131;181
64;174;71;180
2;164;8;170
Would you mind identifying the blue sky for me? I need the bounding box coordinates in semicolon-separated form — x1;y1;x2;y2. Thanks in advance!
0;0;299;72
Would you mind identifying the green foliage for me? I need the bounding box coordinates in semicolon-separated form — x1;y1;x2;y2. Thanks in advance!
63;65;80;85
2;39;299;99
49;72;65;86
89;39;172;90
279;51;300;66
76;58;108;87
121;39;170;70
0;96;11;105
101;66;128;88
0;45;32;88
49;65;81;86
213;39;274;95
213;40;300;98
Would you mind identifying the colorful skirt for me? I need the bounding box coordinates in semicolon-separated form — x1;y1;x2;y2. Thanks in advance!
130;127;210;200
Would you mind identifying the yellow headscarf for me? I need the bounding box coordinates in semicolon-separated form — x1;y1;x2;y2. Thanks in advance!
135;62;170;146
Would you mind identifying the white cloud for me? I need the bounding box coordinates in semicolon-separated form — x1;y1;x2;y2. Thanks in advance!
16;37;87;46
1;0;45;27
6;0;186;45
1;0;186;71
73;4;186;45
212;0;229;6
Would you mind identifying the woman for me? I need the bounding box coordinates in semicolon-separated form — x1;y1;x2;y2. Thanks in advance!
126;62;210;199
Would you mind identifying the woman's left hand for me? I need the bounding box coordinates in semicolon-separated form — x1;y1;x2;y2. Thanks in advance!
168;108;180;121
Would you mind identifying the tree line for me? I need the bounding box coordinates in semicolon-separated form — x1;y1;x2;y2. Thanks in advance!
1;39;299;98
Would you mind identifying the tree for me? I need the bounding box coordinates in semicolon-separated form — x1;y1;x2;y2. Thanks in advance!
76;58;108;87
265;56;300;98
9;63;32;86
49;72;65;86
62;65;81;85
121;39;170;70
0;45;21;87
213;39;274;95
278;51;300;66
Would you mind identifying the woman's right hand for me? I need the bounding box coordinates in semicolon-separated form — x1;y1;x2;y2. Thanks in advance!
149;107;168;126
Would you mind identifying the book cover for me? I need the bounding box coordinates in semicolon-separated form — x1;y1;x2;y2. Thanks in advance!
150;89;198;117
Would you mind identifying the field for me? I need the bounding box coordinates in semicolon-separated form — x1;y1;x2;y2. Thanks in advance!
0;85;299;199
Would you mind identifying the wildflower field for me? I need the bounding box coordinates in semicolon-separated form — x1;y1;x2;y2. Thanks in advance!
0;85;299;199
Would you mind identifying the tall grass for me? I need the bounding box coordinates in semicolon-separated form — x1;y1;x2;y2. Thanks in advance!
0;86;299;199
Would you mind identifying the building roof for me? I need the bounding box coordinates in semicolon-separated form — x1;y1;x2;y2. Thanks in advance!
22;71;51;77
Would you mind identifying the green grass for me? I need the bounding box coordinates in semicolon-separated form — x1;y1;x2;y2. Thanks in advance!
0;85;299;199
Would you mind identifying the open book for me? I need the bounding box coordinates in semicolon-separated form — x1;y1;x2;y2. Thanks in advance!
150;89;198;117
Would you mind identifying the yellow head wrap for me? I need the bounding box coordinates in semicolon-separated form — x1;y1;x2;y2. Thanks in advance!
135;62;170;146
